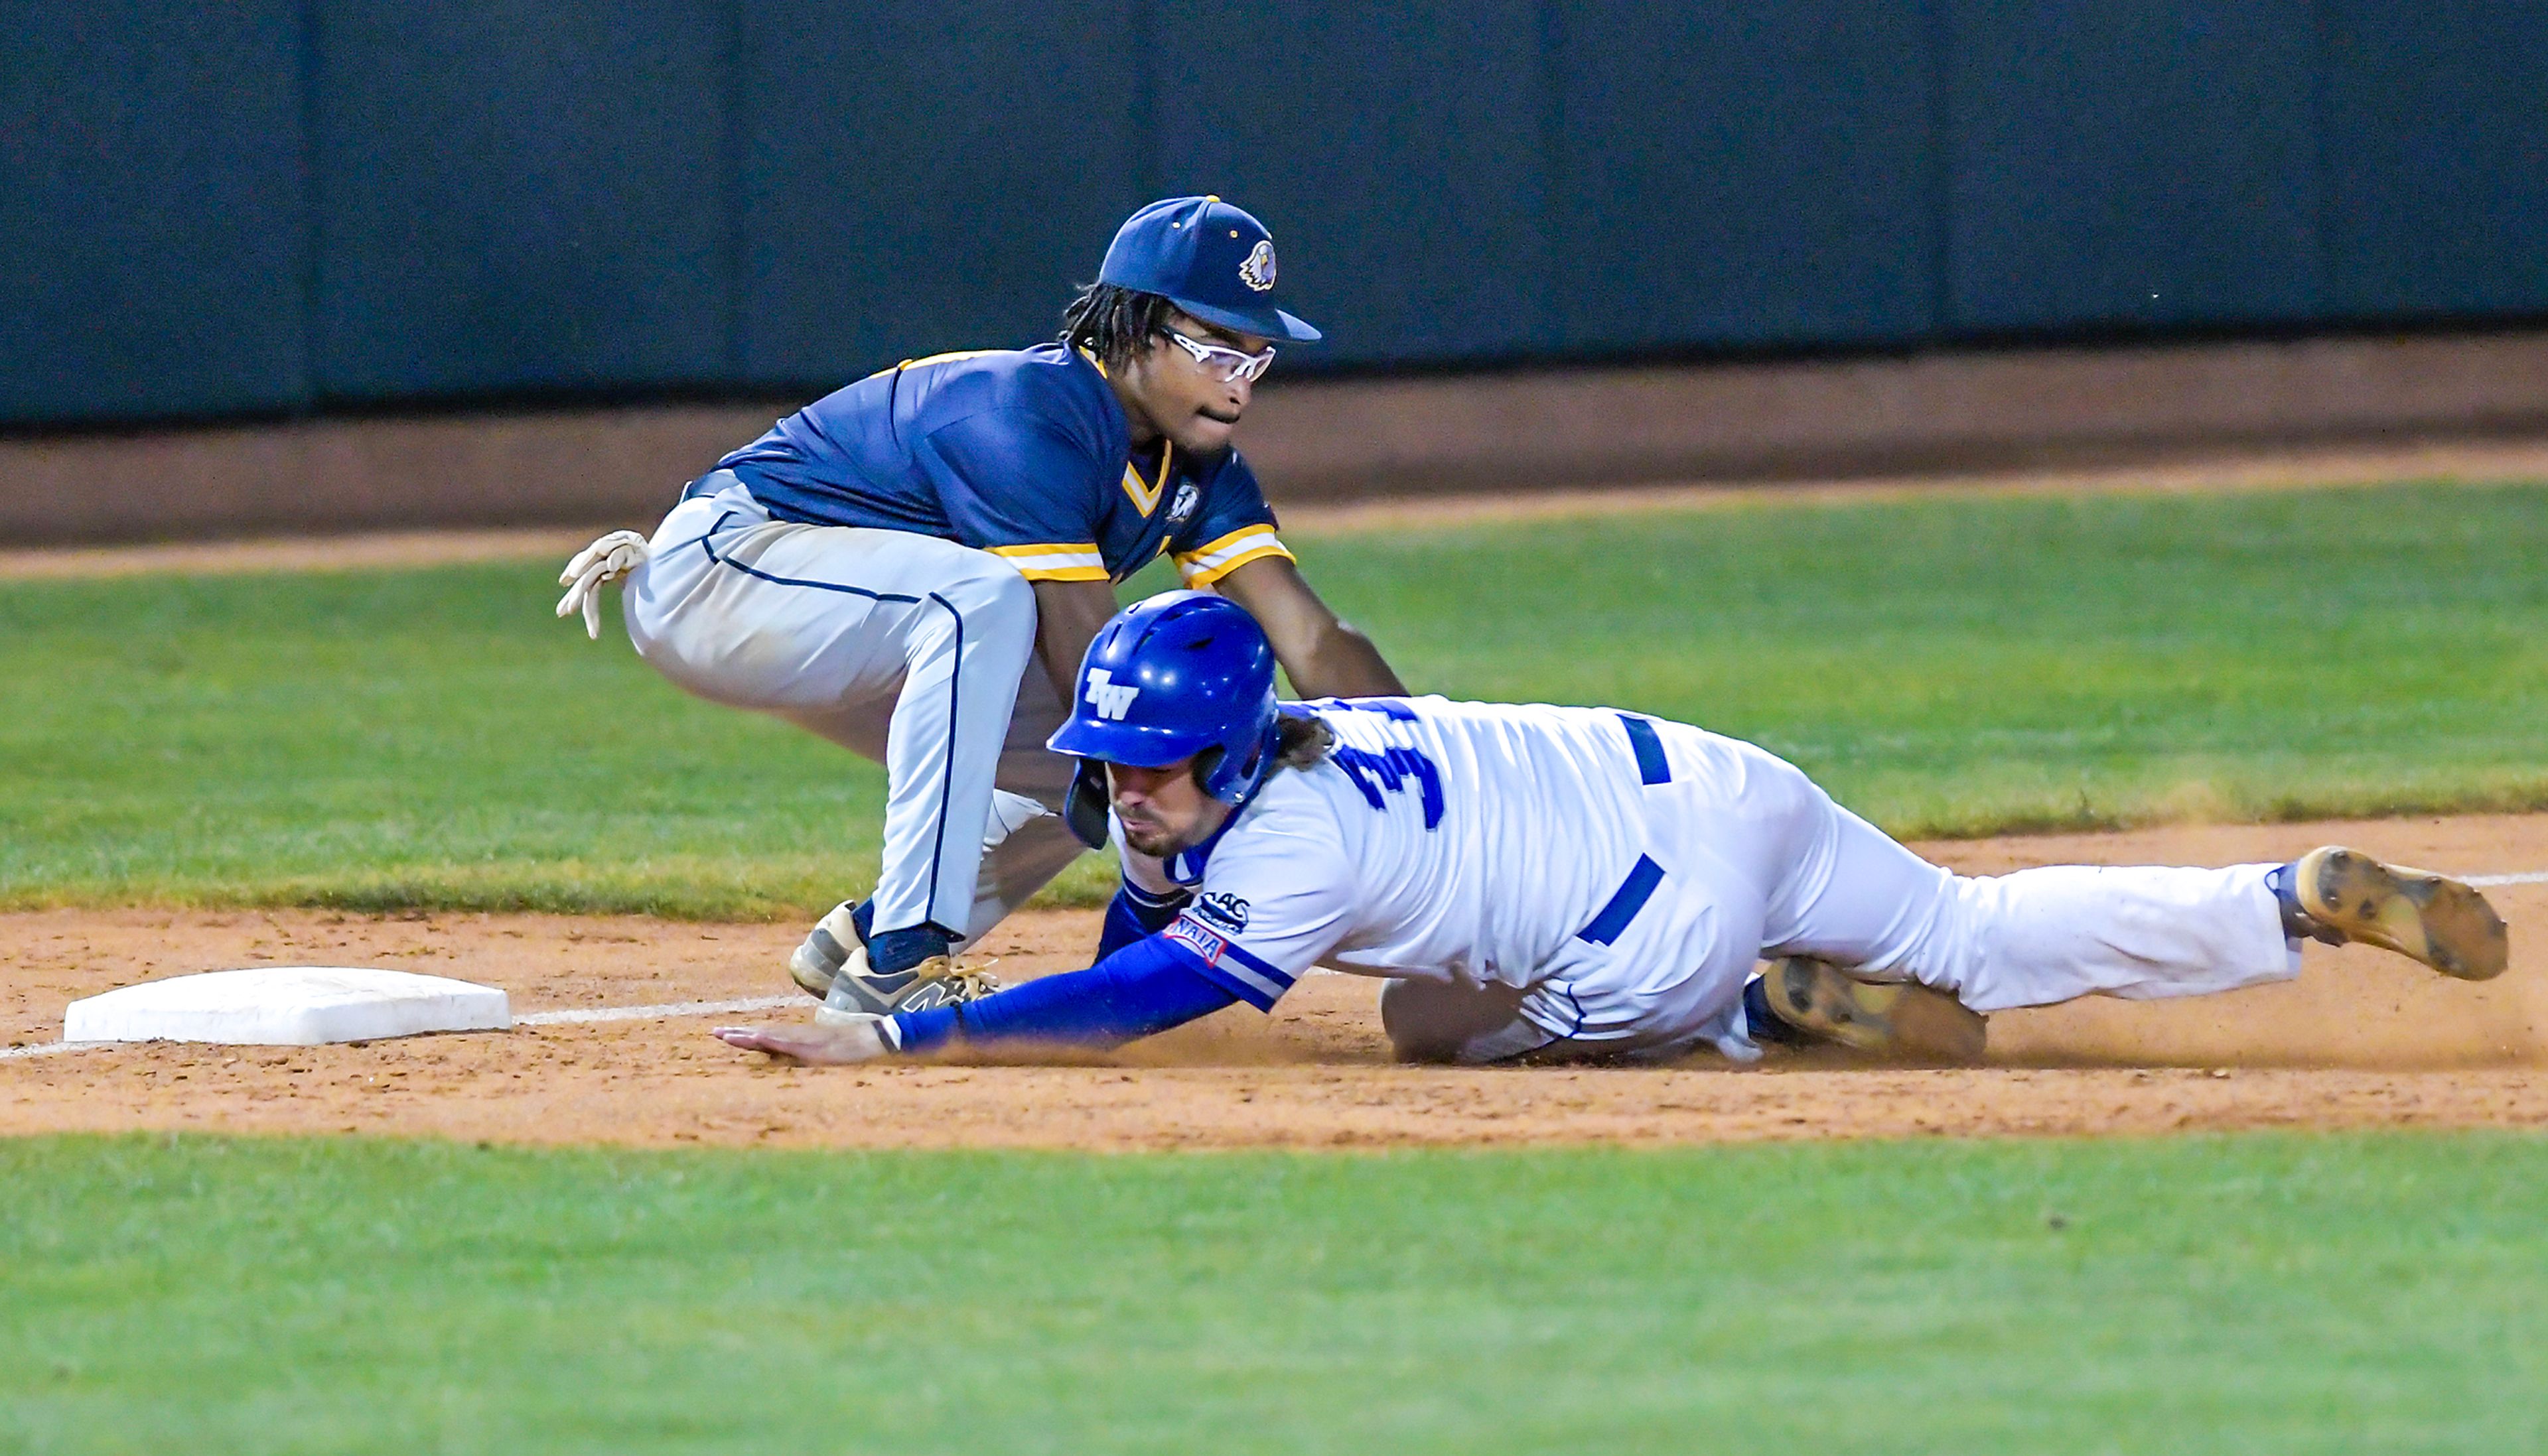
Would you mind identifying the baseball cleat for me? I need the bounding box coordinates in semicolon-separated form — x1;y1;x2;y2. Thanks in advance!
2289;846;2508;981
1753;956;1988;1064
787;901;865;998
819;951;1005;1018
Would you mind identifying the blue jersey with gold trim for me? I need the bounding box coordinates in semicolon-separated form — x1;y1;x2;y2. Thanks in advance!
711;343;1290;587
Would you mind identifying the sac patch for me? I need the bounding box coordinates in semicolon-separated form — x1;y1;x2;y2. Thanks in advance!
1195;892;1251;932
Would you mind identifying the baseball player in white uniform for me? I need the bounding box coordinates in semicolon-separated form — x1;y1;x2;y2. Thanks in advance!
555;199;1402;1012
714;593;2510;1067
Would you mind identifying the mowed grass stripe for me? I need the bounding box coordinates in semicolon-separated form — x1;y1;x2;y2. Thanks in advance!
2;1131;2543;1455
5;479;2545;917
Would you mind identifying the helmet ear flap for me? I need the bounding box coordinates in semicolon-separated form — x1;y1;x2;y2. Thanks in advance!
1063;760;1111;849
1189;746;1228;795
1192;720;1276;803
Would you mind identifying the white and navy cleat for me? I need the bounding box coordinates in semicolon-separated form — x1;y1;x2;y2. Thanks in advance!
817;951;1005;1019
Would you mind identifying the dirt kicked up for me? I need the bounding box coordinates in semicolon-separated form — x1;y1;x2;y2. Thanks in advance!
4;812;2543;1152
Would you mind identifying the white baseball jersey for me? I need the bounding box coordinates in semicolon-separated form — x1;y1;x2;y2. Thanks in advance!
1125;695;2299;1055
1126;696;1681;1012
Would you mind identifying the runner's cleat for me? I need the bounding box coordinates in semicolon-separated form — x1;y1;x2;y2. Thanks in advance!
1753;956;1988;1063
2288;846;2509;982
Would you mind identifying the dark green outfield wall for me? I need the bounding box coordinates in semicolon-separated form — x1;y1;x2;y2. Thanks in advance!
5;1;2545;425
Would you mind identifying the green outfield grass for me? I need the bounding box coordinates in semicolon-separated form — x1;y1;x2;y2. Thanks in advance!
2;1130;2541;1454
5;480;2546;917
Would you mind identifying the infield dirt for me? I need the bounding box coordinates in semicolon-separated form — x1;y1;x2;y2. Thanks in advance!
4;813;2543;1150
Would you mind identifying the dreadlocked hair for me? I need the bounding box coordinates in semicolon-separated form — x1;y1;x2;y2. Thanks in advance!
1059;282;1175;370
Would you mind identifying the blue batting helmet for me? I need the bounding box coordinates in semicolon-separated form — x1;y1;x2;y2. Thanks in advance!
1047;591;1280;806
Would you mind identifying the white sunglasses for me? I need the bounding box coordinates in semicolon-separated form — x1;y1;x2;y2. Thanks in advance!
1161;327;1277;383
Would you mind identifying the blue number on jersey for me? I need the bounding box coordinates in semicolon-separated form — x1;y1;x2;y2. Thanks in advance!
1309;699;1445;830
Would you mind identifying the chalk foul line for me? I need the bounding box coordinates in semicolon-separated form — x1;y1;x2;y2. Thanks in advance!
515;994;800;1027
0;1041;111;1063
9;870;2548;1062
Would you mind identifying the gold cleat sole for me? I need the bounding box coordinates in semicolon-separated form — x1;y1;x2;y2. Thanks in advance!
1758;956;1988;1064
2294;846;2509;981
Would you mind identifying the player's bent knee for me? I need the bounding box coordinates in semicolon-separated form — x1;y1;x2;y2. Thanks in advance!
1380;977;1535;1065
983;561;1036;613
910;564;1036;666
944;556;1035;621
1380;982;1454;1063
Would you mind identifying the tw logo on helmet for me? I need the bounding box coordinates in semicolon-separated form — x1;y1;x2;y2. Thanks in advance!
1084;668;1142;721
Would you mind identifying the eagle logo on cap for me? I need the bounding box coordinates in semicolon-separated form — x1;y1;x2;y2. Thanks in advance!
1239;239;1277;293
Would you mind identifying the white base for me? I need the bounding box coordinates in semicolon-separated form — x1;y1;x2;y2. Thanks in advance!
63;967;512;1046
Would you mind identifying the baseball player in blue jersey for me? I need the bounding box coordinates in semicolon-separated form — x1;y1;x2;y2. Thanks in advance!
556;198;1403;1018
713;592;2511;1068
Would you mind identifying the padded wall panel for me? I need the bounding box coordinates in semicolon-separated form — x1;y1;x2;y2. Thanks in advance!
310;0;731;399
737;1;1143;386
1946;0;2320;332
0;0;307;423
1152;1;1551;365
21;0;2548;432
1550;0;1938;352
2321;3;2548;318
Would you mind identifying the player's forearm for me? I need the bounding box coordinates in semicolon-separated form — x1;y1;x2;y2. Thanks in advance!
886;936;1236;1053
1214;556;1407;698
1030;578;1121;703
1281;618;1406;699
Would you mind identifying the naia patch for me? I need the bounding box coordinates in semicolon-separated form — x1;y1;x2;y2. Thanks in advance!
1165;916;1227;965
1239;239;1277;293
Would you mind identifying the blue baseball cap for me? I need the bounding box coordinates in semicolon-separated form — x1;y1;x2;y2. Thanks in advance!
1097;196;1322;344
